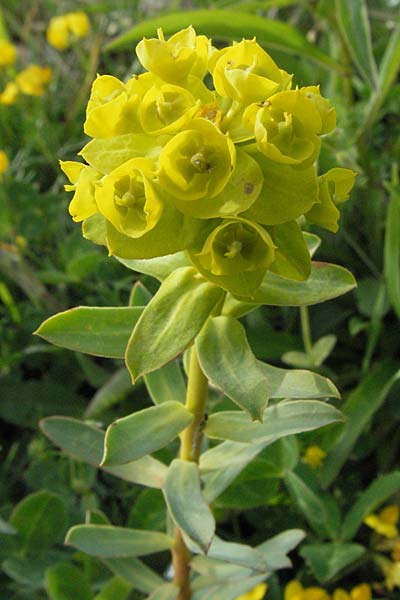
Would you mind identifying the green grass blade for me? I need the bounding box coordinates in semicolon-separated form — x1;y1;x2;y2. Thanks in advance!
335;0;378;87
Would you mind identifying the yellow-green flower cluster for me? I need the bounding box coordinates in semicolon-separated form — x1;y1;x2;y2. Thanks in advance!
62;27;356;297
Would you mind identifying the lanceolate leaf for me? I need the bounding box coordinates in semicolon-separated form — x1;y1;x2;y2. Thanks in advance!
335;0;378;87
245;262;356;306
207;537;268;572
320;361;400;488
126;267;224;381
103;558;163;594
102;401;193;466
66;525;173;558
205;401;343;443
106;10;341;72
384;173;400;320
163;459;215;553
40;417;167;488
285;471;341;539
261;363;340;399
35;307;143;358
196;316;269;421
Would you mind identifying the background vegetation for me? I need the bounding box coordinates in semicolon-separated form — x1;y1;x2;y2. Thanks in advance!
0;0;399;598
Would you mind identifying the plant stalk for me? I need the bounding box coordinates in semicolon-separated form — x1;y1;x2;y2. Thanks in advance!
172;346;209;599
300;305;313;359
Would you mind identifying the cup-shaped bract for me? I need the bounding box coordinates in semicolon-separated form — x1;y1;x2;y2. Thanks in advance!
61;27;355;298
251;89;322;167
211;38;292;105
136;26;209;84
158;118;236;201
95;158;163;238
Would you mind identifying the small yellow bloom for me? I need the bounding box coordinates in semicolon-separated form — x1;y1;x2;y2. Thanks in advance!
0;150;9;174
47;12;90;51
364;505;399;539
0;40;17;66
0;81;19;105
236;582;268;600
16;65;52;96
46;16;70;51
350;583;371;600
285;580;304;600
303;445;327;468
65;12;90;38
284;580;330;600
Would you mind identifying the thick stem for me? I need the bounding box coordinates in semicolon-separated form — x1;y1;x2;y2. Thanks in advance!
172;347;209;599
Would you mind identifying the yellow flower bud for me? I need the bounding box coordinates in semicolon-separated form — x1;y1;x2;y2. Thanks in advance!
158;118;235;201
211;38;291;104
0;40;17;66
136;26;209;84
95;157;163;238
0;81;19;105
16;65;52;96
0;150;9;174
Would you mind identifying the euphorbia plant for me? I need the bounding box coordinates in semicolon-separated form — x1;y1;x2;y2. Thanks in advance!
36;27;356;599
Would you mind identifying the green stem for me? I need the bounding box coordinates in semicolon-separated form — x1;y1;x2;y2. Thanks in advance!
300;305;313;359
172;347;208;599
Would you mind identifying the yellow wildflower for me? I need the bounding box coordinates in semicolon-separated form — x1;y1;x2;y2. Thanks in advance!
46;16;70;50
364;505;399;539
16;65;52;96
303;445;327;468
46;12;90;51
0;150;9;174
0;81;19;105
65;12;90;38
236;582;268;600
350;584;371;600
0;40;17;66
284;580;330;600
